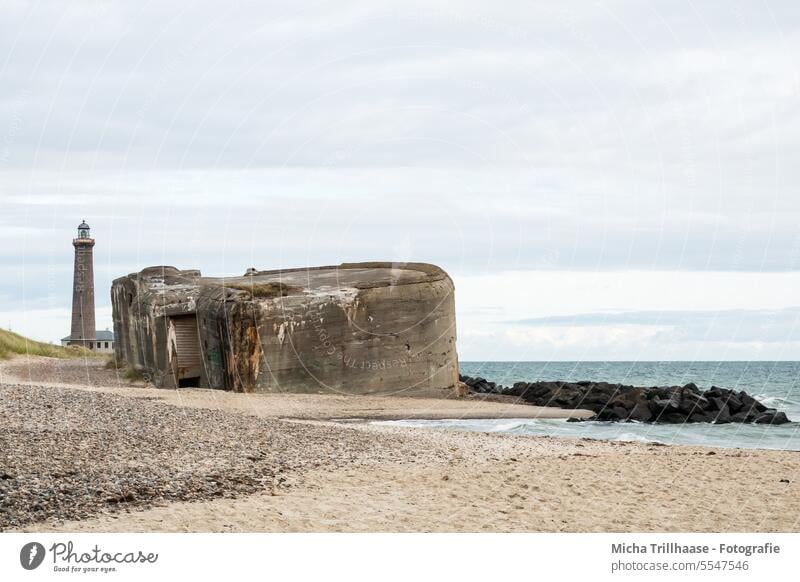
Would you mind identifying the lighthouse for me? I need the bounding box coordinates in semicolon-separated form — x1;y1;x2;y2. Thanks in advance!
60;220;115;352
67;220;97;349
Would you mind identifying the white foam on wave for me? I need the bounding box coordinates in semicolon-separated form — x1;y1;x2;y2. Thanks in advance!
754;394;785;406
375;415;800;451
611;432;666;445
487;421;529;432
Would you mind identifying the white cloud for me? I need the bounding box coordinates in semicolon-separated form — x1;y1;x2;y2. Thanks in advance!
454;271;800;319
0;306;113;346
2;0;800;359
454;271;800;360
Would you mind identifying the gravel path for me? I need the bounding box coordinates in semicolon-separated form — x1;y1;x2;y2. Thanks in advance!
1;357;129;387
0;382;418;530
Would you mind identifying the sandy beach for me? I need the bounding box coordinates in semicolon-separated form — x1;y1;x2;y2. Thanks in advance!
1;356;798;533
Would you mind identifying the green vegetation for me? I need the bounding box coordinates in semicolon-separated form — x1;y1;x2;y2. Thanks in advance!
0;328;96;360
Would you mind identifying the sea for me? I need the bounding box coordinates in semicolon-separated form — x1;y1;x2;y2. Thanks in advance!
384;361;800;451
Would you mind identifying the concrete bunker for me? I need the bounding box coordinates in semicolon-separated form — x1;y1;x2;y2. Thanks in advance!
111;262;459;395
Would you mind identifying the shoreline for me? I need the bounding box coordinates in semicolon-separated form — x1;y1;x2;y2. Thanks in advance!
14;419;800;533
368;418;800;453
2;356;799;533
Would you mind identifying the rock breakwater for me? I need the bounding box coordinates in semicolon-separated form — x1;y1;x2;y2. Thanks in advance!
460;375;791;425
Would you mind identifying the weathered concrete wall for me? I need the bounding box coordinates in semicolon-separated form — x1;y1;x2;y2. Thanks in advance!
111;266;204;387
220;270;457;395
112;262;459;395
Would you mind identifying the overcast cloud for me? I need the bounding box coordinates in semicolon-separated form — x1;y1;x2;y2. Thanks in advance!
1;0;799;359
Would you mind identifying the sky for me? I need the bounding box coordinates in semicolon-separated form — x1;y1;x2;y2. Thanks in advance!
1;0;799;360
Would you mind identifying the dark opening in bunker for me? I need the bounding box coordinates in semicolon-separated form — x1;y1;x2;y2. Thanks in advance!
169;314;202;388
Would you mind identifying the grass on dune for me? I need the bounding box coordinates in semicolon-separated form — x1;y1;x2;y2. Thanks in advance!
0;328;97;360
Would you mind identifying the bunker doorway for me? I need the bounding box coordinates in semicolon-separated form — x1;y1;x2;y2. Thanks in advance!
168;314;202;387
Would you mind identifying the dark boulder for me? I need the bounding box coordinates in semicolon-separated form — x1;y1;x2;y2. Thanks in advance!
583;393;611;406
730;411;750;423
738;391;767;413
754;410;790;425
595;408;618;421
661;412;689;423
611;406;629;420
690;411;714;423
628;402;653;423
708;405;731;424
726;393;743;413
652;395;681;411
678;390;709;414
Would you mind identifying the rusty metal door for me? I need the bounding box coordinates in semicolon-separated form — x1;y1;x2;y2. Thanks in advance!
169;315;201;383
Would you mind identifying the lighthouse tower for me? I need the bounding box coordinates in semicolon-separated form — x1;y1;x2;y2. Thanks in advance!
68;220;96;348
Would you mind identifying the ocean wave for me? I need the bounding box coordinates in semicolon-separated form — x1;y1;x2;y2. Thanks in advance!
611;433;667;445
753;394;787;405
378;416;800;451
